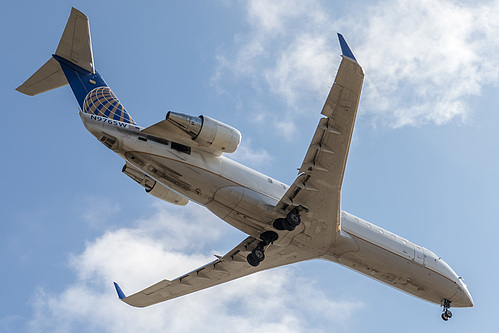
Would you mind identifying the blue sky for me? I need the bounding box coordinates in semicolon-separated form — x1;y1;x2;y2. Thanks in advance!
2;0;498;331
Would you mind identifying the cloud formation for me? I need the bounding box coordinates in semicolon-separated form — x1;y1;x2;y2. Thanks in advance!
215;0;499;128
231;138;273;167
357;0;499;127
28;203;362;332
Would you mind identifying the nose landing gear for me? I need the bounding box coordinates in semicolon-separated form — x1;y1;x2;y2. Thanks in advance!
441;299;452;321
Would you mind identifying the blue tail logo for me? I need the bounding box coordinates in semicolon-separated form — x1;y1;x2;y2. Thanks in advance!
16;7;137;126
83;87;135;124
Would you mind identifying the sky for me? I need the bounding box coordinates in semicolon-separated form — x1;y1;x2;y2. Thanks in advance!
2;0;498;332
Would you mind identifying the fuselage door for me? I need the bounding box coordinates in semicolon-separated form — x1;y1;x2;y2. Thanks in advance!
414;243;425;265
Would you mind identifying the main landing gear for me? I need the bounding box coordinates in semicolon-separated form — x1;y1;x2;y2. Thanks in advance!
247;210;301;267
247;231;278;267
441;299;452;321
273;209;301;231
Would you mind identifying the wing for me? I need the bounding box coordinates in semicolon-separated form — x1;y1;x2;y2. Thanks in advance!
115;236;318;307
114;34;363;307
274;34;364;252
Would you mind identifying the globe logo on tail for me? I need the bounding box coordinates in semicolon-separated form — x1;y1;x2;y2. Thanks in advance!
83;87;135;125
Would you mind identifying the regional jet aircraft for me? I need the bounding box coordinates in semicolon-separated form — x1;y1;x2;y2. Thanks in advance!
17;8;473;321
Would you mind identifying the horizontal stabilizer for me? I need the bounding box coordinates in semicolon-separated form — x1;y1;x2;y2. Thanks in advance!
16;7;94;96
16;57;68;96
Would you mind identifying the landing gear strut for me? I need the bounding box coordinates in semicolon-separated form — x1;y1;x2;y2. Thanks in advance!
247;231;278;267
441;299;452;321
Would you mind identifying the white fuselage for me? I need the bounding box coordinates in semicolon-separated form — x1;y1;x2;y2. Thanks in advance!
81;113;473;308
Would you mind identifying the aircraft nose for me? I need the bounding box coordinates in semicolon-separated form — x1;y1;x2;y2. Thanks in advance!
463;287;474;307
454;278;474;307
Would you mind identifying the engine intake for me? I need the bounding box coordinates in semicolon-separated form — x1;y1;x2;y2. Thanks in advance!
166;111;241;154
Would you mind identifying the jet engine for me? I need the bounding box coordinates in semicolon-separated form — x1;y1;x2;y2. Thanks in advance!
165;111;241;153
122;164;189;206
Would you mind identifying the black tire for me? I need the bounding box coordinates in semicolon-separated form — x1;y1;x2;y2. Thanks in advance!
441;313;449;321
286;211;301;227
273;218;286;230
445;310;452;319
260;231;278;244
252;248;265;262
282;218;296;231
247;253;260;267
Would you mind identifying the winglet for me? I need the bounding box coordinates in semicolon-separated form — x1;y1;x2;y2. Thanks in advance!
113;282;126;300
337;33;357;62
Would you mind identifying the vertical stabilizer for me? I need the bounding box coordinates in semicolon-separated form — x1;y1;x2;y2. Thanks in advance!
55;8;95;73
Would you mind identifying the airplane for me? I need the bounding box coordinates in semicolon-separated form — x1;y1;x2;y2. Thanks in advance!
17;8;473;321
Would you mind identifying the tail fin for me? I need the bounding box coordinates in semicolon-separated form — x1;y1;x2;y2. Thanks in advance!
17;8;136;125
16;8;93;96
55;8;95;74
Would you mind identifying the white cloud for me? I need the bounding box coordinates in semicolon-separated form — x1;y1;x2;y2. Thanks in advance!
231;138;273;167
213;0;337;139
264;33;336;104
214;0;499;128
356;0;499;127
27;203;362;332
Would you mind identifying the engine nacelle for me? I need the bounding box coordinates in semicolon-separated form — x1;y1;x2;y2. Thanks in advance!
166;111;241;154
146;182;189;206
122;164;189;206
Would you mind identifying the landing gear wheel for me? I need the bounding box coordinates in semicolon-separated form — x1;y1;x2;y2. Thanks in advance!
247;253;260;267
247;247;265;267
260;231;278;244
441;310;452;321
286;210;301;227
252;248;265;262
273;218;286;230
281;219;296;231
441;299;452;321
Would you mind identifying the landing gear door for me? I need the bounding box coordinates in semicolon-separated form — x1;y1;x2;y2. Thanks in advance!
414;244;425;265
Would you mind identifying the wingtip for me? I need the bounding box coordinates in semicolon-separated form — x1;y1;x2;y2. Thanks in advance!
113;282;126;300
337;33;357;62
